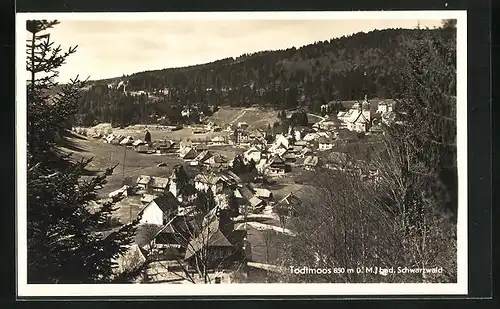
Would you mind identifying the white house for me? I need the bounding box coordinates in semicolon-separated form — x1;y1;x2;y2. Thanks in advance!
180;139;193;151
120;136;134;146
243;147;262;164
274;134;290;149
210;136;225;146
194;150;213;166
318;137;335;151
132;139;145;147
237;122;249;129
194;174;227;195
266;155;287;176
179;146;197;160
376;100;395;114
302;155;320;171
253;188;273;200
138;193;180;225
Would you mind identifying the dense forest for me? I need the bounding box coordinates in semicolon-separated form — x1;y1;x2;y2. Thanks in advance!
75;26;456;127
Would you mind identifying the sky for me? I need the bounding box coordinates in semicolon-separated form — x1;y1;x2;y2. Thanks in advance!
32;18;443;83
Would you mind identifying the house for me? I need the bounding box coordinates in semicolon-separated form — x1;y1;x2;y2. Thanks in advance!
180;140;193;151
269;142;288;156
315;121;338;131
210;136;225;146
136;175;170;195
243;147;262;164
288;145;304;154
255;158;268;174
113;244;147;277
282;152;297;164
205;154;229;169
248;196;266;211
342;96;381;133
267;155;287;176
376;99;395;114
132;139;145;147
105;134;116;144
337;111;347;120
299;147;313;158
192;126;207;134
231;129;250;144
274;134;290;149
237;122;249;129
249;137;267;150
318;137;335;151
233;184;255;201
110;136;124;145
179;146;197;160
136;175;152;191
253;188;273;200
136;145;153;154
194;174;229;195
302;156;319;171
149;176;170;195
186;207;245;266
274;192;303;217
156;140;175;154
108;185;133;200
294;140;309;147
120;136;134;146
195;143;208;152
193;150;214;166
153;215;196;254
303;132;322;142
140;193;156;204
369;123;385;135
138;193;180;225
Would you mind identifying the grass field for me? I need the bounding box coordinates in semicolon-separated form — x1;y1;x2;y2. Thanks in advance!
102;126;228;143
210;107;279;129
60;134;184;197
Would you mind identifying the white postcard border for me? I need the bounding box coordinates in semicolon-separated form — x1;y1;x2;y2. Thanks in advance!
16;10;468;297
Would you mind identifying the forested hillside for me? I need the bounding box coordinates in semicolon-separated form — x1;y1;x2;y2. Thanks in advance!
76;26;456;127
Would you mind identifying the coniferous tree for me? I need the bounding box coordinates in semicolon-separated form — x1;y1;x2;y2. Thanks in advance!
144;130;152;144
26;20;138;283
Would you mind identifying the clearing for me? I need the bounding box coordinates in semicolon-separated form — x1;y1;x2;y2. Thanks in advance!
209;107;279;129
59;133;184;197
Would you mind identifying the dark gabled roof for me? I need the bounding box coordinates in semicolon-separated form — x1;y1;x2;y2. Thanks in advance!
351;111;370;124
209;154;228;164
194;174;221;185
235;185;255;201
224;170;243;184
278;193;302;207
303;156;319;166
134;224;163;247
268;154;285;165
149;176;170;189
139;192;180;216
184;219;233;260
318;137;335;144
194;150;213;162
137;175;151;185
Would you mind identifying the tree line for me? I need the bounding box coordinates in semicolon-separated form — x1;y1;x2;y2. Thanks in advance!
277;26;458;283
74;26;456;127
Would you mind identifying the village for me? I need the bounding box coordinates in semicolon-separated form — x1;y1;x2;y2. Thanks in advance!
73;96;397;284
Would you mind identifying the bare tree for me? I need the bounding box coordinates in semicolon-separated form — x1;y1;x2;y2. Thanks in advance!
262;230;276;264
278;32;457;284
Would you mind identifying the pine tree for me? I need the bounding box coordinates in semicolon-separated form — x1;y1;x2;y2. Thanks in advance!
26;20;138;283
144;130;152;144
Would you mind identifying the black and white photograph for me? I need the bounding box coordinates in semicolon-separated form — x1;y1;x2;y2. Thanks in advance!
16;11;467;296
